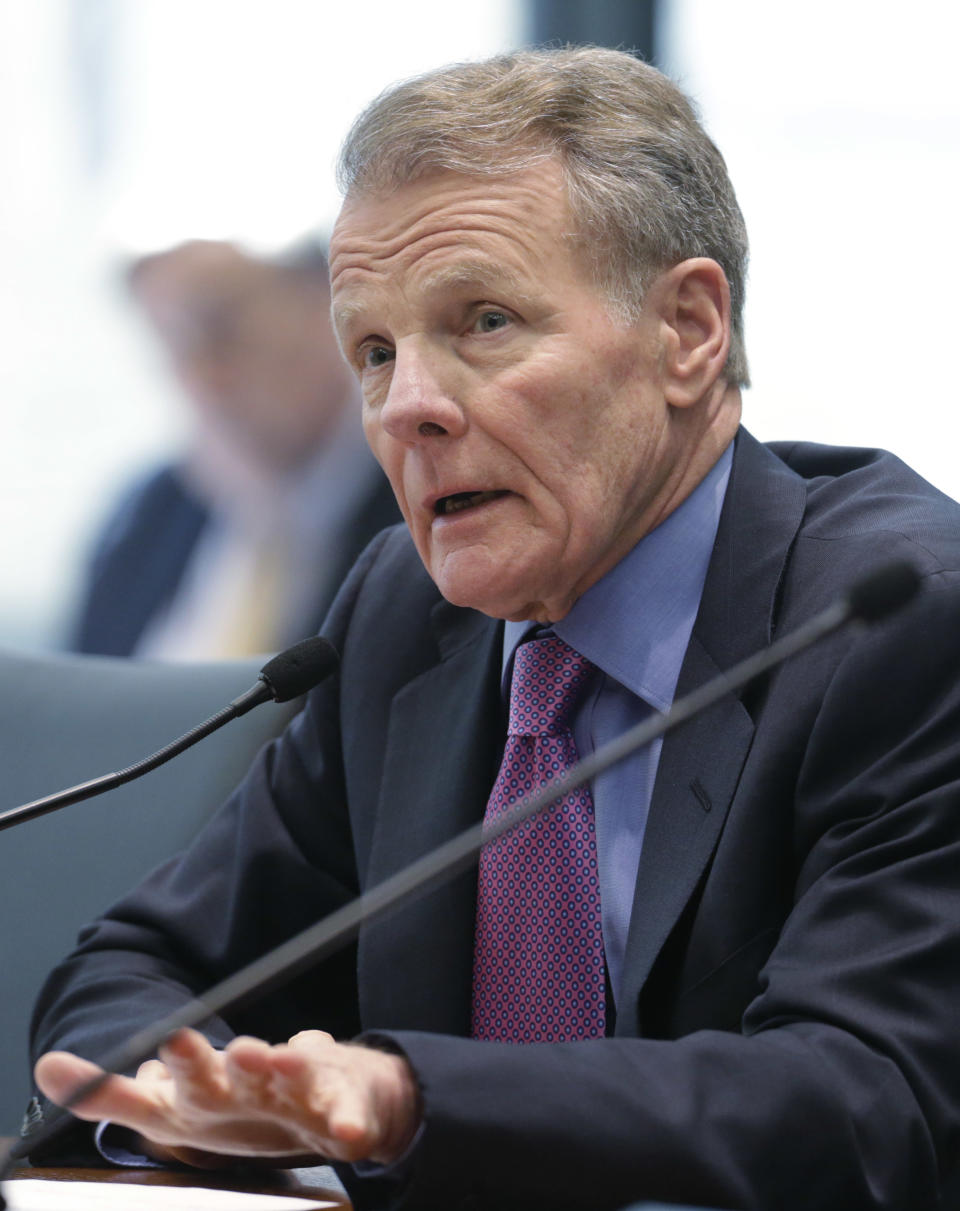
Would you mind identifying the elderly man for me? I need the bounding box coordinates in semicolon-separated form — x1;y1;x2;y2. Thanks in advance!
29;47;960;1211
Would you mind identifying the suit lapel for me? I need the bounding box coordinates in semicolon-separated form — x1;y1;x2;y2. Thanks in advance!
616;636;754;1026
358;601;503;1034
617;430;809;1031
358;431;811;1035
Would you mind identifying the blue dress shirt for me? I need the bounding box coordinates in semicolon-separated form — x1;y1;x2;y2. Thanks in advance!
503;444;732;1007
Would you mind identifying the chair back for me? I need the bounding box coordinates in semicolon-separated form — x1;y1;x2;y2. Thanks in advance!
0;647;298;1133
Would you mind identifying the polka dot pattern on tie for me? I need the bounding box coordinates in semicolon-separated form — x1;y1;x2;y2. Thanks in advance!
471;635;606;1044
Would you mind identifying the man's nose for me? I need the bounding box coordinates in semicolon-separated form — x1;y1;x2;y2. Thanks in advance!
379;343;466;443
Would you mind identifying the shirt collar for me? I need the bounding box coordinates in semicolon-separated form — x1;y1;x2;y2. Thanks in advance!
503;443;733;711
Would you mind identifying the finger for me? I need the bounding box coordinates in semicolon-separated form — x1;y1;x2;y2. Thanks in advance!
270;1044;413;1164
222;1037;277;1108
159;1026;217;1064
35;1052;167;1131
324;1083;375;1151
34;1052;105;1115
136;1058;170;1082
266;1047;374;1160
157;1029;229;1108
224;1035;276;1069
287;1030;335;1050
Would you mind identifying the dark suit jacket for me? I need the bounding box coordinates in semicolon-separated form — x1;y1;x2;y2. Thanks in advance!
69;463;401;656
30;430;960;1210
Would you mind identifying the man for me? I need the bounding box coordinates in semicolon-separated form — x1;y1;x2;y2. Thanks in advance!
29;47;960;1210
70;239;399;658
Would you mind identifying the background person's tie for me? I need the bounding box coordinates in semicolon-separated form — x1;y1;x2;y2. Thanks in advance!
471;635;606;1042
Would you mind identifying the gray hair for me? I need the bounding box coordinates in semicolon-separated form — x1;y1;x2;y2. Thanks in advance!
337;46;749;387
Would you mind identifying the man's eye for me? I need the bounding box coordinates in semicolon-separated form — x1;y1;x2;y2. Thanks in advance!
361;344;393;369
473;310;510;334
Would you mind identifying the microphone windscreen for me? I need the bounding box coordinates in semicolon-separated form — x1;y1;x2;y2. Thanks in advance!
846;560;921;623
258;637;340;702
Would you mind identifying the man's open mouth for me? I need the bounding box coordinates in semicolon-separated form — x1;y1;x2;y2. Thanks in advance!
435;490;510;516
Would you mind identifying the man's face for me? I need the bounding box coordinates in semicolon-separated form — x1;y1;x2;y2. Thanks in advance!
330;161;680;622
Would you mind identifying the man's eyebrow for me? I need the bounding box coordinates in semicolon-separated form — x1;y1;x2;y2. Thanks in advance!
331;298;367;336
419;260;535;304
331;260;536;337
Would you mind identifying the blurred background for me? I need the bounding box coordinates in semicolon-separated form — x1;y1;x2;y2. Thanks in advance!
2;0;958;651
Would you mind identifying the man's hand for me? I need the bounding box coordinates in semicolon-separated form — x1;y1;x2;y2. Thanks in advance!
34;1028;422;1169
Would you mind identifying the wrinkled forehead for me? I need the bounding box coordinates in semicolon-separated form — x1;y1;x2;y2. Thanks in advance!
329;168;588;336
329;162;577;295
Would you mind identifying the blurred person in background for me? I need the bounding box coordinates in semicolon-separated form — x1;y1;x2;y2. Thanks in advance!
68;238;399;659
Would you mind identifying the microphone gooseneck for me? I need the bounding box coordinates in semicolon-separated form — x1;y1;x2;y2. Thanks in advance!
0;636;340;834
0;561;922;1189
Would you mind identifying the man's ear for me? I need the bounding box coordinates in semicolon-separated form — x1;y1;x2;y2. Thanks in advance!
652;258;731;408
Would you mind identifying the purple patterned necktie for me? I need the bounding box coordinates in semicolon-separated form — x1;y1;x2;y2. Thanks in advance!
471;635;606;1043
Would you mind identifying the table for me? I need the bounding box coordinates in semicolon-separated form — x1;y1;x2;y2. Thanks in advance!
3;1161;351;1208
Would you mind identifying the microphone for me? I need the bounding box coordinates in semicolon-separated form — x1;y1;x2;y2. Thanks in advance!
0;636;339;835
0;561;920;1182
231;635;341;712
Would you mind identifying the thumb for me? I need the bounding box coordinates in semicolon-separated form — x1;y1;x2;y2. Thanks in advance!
34;1052;145;1127
35;1053;100;1104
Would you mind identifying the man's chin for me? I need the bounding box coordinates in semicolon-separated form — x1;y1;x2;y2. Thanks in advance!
432;572;549;623
435;576;525;620
428;545;565;621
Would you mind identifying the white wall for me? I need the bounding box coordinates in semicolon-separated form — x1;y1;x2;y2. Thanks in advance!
661;1;960;496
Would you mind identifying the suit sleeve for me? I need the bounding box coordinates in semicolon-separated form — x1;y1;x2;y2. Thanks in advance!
26;531;396;1161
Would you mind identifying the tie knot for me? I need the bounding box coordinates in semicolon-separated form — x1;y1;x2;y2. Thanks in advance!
508;636;593;736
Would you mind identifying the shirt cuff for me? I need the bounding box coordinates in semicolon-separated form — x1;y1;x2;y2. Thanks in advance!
94;1120;163;1168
